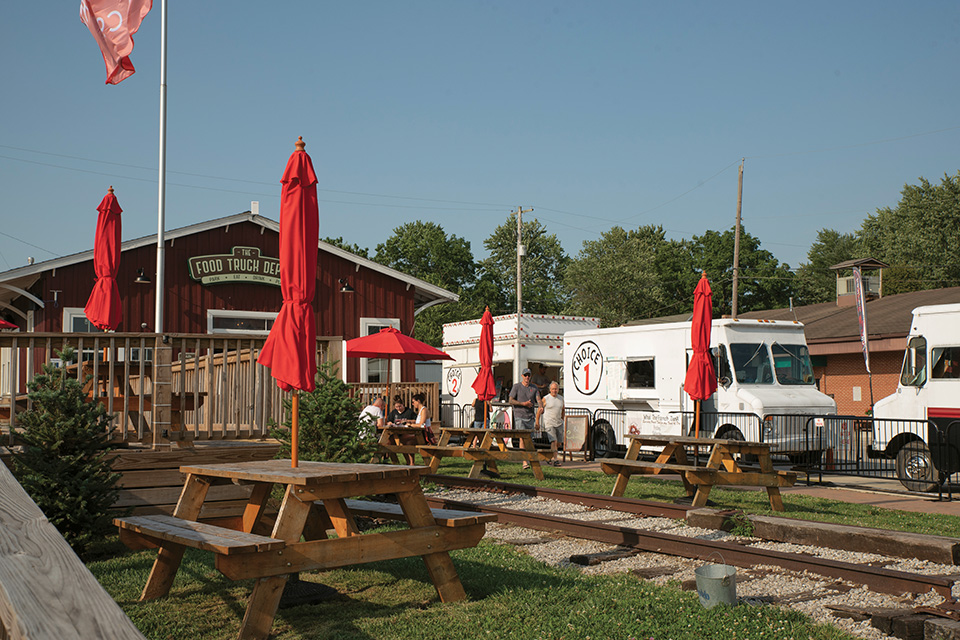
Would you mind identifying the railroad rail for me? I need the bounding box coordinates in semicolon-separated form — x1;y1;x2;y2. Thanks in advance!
424;474;957;599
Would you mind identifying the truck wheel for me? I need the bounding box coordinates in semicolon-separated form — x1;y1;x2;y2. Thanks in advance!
591;421;617;459
895;441;939;493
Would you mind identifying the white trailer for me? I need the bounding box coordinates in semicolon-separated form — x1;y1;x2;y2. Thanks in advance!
872;303;960;491
562;318;838;458
442;314;599;423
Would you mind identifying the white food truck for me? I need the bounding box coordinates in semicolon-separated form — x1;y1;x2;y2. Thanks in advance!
872;303;960;491
442;314;599;424
562;317;838;458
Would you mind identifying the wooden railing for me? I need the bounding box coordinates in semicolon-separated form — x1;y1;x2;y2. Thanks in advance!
350;381;441;425
0;459;146;639
0;333;343;445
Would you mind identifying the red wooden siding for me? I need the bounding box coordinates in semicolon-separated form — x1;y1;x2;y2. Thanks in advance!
23;220;417;382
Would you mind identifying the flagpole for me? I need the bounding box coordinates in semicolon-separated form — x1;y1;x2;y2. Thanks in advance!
154;0;168;332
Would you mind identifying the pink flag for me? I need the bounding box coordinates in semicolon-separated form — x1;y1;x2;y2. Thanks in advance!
79;0;153;85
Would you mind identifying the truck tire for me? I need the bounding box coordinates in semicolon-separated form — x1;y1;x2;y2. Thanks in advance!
895;441;939;493
591;421;617;459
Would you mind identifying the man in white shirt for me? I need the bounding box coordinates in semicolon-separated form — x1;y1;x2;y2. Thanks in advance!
537;381;564;466
358;397;385;439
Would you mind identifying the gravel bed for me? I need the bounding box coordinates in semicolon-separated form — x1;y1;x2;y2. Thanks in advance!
431;487;952;640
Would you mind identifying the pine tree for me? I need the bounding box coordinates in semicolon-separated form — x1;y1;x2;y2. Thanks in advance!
12;347;120;558
270;361;378;463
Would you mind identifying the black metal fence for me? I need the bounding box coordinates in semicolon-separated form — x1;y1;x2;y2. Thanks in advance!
441;403;960;489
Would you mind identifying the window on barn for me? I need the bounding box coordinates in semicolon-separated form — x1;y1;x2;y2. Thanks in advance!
359;317;401;384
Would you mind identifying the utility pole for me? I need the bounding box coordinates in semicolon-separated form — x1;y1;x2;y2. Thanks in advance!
731;158;744;319
513;205;533;388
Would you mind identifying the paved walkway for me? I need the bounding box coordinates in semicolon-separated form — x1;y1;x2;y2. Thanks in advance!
559;458;960;516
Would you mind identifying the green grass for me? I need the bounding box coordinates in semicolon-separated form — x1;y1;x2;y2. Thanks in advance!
91;534;856;640
424;458;960;538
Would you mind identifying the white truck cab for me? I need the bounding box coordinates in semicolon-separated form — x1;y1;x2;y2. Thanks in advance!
872;303;960;491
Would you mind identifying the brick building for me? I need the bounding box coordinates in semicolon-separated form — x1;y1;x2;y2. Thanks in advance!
741;286;960;416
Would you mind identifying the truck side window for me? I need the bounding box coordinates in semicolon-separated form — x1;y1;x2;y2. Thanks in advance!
713;346;732;386
931;346;960;379
626;359;655;388
900;337;927;386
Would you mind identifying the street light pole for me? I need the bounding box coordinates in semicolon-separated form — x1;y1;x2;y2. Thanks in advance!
512;205;533;387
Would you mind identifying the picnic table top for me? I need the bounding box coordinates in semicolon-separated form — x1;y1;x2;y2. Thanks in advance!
627;434;771;448
179;459;430;485
440;427;534;436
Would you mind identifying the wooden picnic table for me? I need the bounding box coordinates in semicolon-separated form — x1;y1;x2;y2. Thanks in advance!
419;427;555;480
114;460;494;640
600;434;797;512
371;424;432;465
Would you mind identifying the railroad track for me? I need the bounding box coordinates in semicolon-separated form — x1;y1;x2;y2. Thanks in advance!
423;474;957;600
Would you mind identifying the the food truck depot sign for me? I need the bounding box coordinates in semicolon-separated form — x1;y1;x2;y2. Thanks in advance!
188;246;281;286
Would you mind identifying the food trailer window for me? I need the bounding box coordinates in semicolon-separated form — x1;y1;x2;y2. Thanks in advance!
626;359;654;388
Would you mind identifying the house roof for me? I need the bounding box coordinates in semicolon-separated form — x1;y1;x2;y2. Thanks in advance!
739;287;960;344
0;212;458;316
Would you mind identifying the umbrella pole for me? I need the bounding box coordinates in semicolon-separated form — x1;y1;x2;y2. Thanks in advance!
694;399;701;466
291;390;299;468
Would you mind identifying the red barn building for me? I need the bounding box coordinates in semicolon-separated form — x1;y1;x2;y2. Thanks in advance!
0;212;457;386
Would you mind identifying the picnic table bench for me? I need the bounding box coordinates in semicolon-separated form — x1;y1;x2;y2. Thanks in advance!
601;434;797;512
115;460;494;640
419;427;555;480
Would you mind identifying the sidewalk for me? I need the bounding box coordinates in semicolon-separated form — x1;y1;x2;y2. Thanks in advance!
558;458;960;517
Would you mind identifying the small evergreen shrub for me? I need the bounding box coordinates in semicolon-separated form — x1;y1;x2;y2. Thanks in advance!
12;347;121;558
269;360;379;463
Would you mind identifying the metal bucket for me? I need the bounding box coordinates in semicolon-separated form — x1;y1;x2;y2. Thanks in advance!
694;563;737;608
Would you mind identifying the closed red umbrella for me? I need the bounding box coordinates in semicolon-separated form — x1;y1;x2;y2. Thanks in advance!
84;186;123;331
258;137;319;467
471;307;496;427
683;272;717;439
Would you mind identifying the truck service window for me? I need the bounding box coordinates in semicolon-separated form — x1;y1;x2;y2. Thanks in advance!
626;359;654;388
900;337;927;387
771;343;815;385
730;343;774;384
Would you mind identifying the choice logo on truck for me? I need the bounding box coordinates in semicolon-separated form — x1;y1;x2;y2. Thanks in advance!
563;318;837;459
571;341;603;395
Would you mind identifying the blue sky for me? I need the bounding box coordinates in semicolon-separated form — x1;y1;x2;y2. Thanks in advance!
1;1;958;274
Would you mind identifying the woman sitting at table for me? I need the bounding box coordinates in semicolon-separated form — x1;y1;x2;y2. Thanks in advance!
410;393;438;445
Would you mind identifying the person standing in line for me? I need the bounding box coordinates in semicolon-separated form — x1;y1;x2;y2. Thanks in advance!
531;363;550;397
358;396;385;439
472;396;487;428
537;381;564;467
509;368;541;468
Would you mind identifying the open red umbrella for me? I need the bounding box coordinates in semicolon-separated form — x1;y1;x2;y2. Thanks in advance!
84;186;123;331
258;137;319;468
346;327;453;414
471;307;496;427
0;319;17;330
683;272;717;439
